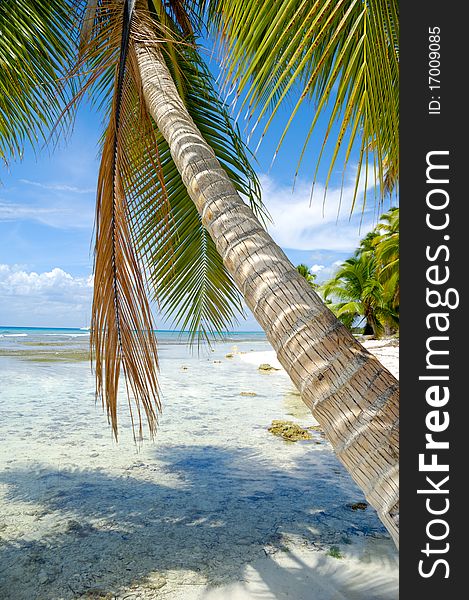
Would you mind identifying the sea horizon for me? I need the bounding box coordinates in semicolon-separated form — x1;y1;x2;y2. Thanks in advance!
0;325;266;334
0;325;267;346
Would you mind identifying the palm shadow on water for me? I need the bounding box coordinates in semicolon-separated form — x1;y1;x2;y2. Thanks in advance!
0;444;396;599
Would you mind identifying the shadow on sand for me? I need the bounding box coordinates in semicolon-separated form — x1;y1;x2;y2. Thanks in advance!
0;444;395;599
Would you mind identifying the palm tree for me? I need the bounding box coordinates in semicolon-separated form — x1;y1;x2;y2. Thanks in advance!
296;264;318;289
374;208;400;309
321;208;399;337
1;0;399;545
321;255;398;338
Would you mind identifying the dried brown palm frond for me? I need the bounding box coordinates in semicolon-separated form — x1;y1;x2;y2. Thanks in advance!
87;1;169;439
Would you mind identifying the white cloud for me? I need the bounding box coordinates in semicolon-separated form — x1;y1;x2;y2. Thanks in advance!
310;264;325;274
19;179;95;194
0;265;93;326
311;259;346;283
0;200;93;229
0;264;93;297
260;173;382;252
313;264;340;282
0;201;60;220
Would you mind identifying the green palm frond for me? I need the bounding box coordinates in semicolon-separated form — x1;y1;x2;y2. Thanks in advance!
130;130;247;344
326;301;360;329
320;251;396;338
377;240;398;274
0;0;76;163
336;301;362;318
373;207;399;304
201;0;399;204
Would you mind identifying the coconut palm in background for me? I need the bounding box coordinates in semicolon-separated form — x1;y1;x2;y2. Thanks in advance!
322;208;400;337
322;255;398;337
375;207;400;309
296;264;319;289
0;0;400;544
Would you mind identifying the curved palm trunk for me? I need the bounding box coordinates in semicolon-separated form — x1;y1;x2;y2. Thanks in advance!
134;38;399;547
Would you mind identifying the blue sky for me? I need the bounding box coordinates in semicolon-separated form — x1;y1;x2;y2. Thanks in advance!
0;48;396;329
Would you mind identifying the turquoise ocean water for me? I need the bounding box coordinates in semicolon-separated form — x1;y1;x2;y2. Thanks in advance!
0;325;267;342
0;325;268;362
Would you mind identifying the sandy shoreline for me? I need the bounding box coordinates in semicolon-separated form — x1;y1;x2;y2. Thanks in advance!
237;338;399;380
0;336;398;599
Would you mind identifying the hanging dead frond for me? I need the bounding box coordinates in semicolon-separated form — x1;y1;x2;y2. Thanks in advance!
90;0;167;439
80;0;99;53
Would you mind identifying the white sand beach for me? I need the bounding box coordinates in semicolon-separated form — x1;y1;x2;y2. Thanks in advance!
237;338;399;380
0;331;398;599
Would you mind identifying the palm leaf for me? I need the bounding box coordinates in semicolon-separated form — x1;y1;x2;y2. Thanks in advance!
336;301;363;317
0;0;75;163
200;0;399;203
75;0;165;437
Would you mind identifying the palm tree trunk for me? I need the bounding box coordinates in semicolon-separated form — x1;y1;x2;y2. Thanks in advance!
134;36;399;547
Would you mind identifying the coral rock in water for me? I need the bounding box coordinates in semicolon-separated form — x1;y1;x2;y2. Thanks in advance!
268;420;313;441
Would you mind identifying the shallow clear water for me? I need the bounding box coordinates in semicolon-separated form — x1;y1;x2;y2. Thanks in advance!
0;327;397;599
